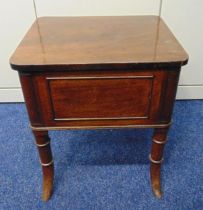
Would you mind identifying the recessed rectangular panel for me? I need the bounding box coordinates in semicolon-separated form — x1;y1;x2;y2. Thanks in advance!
47;76;153;121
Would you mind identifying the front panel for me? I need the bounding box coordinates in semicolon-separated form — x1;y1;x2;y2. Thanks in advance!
33;70;165;128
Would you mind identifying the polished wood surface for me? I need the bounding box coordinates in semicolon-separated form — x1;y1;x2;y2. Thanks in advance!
10;16;188;201
10;16;188;71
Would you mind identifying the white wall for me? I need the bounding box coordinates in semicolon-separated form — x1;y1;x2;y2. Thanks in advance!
161;0;203;99
0;0;35;102
34;0;160;16
0;0;202;101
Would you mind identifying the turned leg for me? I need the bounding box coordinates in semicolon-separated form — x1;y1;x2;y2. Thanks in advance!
32;130;54;201
149;127;169;199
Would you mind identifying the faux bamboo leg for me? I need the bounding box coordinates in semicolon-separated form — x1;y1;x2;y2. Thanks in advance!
150;128;168;198
33;130;54;201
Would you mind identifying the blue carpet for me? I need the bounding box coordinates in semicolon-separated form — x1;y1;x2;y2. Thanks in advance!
0;100;202;210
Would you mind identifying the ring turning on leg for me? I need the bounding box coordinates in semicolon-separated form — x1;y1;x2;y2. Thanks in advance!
149;154;164;164
33;130;54;201
40;159;54;167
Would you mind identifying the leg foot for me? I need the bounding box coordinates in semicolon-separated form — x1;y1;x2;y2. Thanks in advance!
150;128;168;199
42;165;54;201
150;163;162;198
33;131;54;201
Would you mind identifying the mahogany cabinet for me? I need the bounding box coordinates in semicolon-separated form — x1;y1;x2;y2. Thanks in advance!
10;16;188;200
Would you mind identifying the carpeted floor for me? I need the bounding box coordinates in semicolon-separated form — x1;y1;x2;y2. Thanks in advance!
0;100;202;210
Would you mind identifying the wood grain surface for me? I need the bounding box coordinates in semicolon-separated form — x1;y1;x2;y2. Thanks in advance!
10;16;188;71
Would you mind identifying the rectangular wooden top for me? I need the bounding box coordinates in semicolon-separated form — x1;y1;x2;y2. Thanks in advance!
10;16;188;72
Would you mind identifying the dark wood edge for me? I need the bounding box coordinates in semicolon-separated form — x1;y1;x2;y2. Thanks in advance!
158;68;181;122
30;121;172;131
19;73;43;126
10;61;188;73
